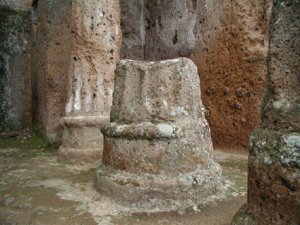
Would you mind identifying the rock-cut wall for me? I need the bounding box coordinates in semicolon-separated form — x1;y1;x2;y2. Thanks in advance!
31;0;72;143
0;3;31;132
0;0;273;149
0;0;32;10
121;0;272;150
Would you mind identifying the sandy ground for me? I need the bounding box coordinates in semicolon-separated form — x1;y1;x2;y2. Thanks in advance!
0;137;248;225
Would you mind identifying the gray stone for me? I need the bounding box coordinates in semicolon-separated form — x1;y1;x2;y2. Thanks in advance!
233;0;300;224
4;196;14;206
0;6;31;132
95;58;222;211
0;0;32;10
31;0;72;143
120;0;272;150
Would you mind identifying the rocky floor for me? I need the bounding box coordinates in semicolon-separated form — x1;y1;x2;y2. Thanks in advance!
0;133;248;225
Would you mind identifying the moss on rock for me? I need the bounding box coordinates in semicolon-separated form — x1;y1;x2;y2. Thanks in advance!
249;128;300;167
0;6;31;132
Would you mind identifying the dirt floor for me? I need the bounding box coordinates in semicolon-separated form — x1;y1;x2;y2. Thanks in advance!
0;132;248;225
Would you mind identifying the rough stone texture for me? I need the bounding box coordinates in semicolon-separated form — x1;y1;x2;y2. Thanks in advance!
233;0;300;224
26;0;272;147
59;0;122;164
120;0;145;60
96;58;222;211
244;130;300;225
0;6;31;132
0;0;32;10
120;0;272;150
59;123;103;164
231;204;258;225
32;0;72;143
261;1;300;131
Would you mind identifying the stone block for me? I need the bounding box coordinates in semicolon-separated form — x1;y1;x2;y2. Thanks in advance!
95;58;222;211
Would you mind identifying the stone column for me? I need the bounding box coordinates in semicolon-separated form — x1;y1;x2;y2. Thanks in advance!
95;58;222;211
59;0;121;165
232;0;300;224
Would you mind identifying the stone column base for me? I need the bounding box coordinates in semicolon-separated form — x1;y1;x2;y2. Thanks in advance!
95;160;222;212
59;116;109;165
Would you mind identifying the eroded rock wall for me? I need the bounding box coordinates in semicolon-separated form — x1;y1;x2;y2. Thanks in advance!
0;0;273;147
32;0;72;143
32;0;121;144
0;0;32;10
0;4;31;132
121;0;272;150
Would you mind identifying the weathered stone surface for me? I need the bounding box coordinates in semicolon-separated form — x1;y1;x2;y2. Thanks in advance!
233;1;300;224
96;58;222;211
246;129;300;225
59;116;108;165
28;0;272;148
59;131;103;164
0;0;32;10
120;0;272;150
120;0;145;60
59;0;121;164
261;1;300;131
231;204;258;225
0;6;31;132
32;0;72;143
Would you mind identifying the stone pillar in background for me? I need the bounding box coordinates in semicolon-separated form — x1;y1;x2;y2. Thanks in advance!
0;0;32;10
232;0;300;224
59;0;121;164
120;0;272;150
95;58;222;211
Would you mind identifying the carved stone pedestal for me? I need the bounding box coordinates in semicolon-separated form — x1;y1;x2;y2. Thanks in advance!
59;116;109;164
95;58;222;211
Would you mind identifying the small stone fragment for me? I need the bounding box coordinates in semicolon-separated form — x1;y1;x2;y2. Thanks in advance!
4;196;14;206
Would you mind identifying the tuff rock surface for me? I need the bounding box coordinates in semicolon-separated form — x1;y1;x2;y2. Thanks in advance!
232;0;300;224
0;0;32;10
120;0;272;150
58;0;122;164
31;0;72;143
96;58;222;211
0;5;31;132
0;0;273;151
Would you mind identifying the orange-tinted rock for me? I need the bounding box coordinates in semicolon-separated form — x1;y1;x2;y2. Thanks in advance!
120;0;272;150
32;0;121;147
0;0;32;10
31;0;72;143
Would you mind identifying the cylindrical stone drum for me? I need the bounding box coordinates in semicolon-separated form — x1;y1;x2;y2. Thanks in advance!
96;58;222;211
